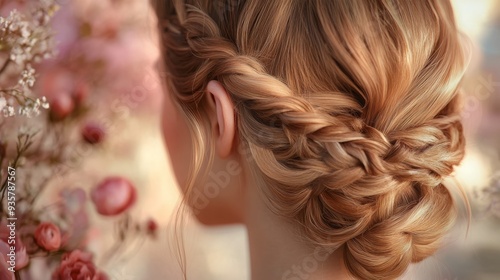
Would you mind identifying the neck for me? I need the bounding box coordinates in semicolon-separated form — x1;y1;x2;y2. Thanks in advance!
243;184;351;280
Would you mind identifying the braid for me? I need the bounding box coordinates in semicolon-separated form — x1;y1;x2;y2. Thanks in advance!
157;1;467;279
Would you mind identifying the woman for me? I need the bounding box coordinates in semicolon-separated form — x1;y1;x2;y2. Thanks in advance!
154;0;468;279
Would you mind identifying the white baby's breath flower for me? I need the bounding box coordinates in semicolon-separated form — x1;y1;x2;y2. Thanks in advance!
33;106;40;116
2;106;15;117
41;96;49;108
0;1;57;118
34;98;41;109
20;24;30;38
19;64;36;88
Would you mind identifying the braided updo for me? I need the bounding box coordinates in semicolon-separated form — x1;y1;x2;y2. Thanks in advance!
154;0;468;279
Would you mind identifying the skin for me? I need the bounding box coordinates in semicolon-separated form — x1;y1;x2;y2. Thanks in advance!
161;80;351;280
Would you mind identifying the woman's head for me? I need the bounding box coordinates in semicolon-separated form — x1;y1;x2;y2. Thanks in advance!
155;0;468;279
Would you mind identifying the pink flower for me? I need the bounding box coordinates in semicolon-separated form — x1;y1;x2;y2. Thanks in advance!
0;254;14;280
146;219;158;237
0;225;29;270
50;93;75;120
91;177;136;216
82;122;106;144
52;250;108;280
34;222;62;252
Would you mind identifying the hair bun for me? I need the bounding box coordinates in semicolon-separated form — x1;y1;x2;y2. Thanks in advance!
344;182;456;279
155;0;468;279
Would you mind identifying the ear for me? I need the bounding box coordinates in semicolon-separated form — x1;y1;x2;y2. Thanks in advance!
205;80;236;158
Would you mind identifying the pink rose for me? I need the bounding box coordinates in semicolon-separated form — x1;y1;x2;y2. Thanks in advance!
91;177;137;216
34;222;62;252
0;226;29;270
82;122;106;144
37;68;76;120
52;250;108;280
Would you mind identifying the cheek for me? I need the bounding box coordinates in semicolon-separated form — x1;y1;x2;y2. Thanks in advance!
161;94;193;191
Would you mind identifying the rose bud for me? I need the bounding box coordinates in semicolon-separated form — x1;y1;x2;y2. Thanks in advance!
91;177;136;216
146;219;158;236
0;237;28;272
34;222;62;252
82;122;106;144
52;250;108;280
50;93;75;120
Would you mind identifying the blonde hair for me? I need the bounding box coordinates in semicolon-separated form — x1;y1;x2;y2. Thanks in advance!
153;0;468;279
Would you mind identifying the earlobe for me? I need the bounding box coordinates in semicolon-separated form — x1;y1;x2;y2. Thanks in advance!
206;80;236;158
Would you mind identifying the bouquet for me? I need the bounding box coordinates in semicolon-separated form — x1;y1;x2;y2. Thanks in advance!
0;1;158;279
